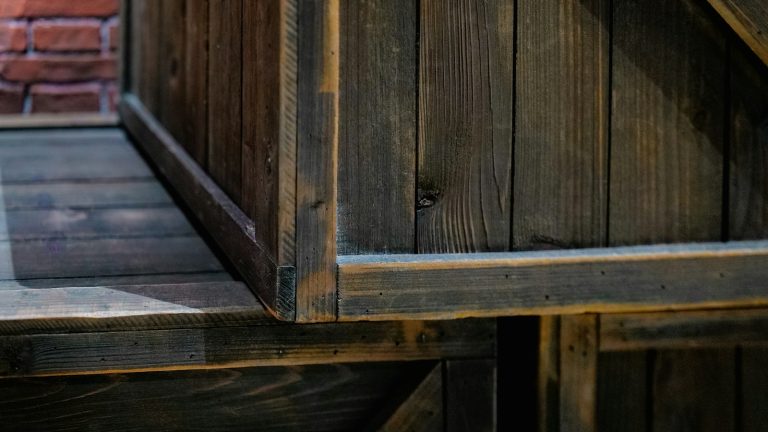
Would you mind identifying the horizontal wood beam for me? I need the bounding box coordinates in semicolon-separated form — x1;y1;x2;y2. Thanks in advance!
0;318;495;378
601;308;768;351
0;113;119;129
119;95;295;320
337;240;768;321
707;0;768;66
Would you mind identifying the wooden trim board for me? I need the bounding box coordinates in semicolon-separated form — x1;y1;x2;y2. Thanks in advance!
119;95;296;321
707;0;768;66
0;114;119;129
337;240;768;321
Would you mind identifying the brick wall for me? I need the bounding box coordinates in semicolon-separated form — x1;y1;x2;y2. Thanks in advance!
0;0;119;115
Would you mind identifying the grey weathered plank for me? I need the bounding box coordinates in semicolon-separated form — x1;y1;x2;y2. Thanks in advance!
337;240;768;320
0;236;221;281
652;350;735;432
0;363;416;432
0;319;495;377
0;272;231;292
559;315;597;432
417;0;513;254
295;0;340;322
337;0;417;255
377;362;443;432
0;181;173;210
207;0;242;204
707;0;768;66
120;96;294;321
444;359;497;432
601;309;768;351
0;135;152;182
514;0;608;251
0;282;269;335
0;207;194;241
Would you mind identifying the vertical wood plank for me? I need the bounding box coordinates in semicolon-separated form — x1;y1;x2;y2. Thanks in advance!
729;36;768;432
444;359;497;432
207;0;243;204
596;352;647;432
652;350;736;432
129;0;144;96
417;0;514;254
610;0;726;245
610;1;729;430
296;0;340;322
539;316;560;432
119;0;130;92
514;0;609;251
559;315;598;432
337;0;417;255
183;0;209;167
137;0;160;114
159;0;186;141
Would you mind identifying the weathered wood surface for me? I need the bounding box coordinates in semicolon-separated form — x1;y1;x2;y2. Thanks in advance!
0;319;495;377
559;315;598;432
375;362;443;432
596;351;648;432
742;347;768;431
0;363;421;432
337;240;768;320
120;97;295;320
444;359;497;432
183;0;209;167
337;0;417;256
602;309;768;351
708;0;768;66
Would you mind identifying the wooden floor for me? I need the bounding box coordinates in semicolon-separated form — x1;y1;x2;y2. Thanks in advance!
0;128;273;334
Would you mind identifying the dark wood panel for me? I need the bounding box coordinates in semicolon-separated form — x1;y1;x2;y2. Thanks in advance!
514;0;608;251
0;363;418;432
136;0;160;114
0;319;495;377
597;352;647;432
295;0;340;322
610;0;726;245
742;347;768;432
337;0;417;255
707;0;768;66
158;0;186;140
652;350;735;432
0;236;221;281
445;359;497;432
559;315;597;432
120;97;295;321
538;316;560;432
1;181;172;210
207;0;242;204
376;362;443;432
183;0;209;166
337;241;768;320
417;0;513;253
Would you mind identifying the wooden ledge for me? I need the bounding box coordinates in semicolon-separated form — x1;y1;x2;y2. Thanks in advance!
337;240;768;321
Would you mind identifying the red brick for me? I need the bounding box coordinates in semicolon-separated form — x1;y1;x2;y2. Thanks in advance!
0;54;116;82
33;20;101;52
108;20;119;51
0;80;23;113
31;82;101;113
0;0;119;18
0;22;27;52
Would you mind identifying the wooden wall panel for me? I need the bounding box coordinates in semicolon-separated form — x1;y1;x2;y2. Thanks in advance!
207;0;243;204
417;0;514;254
337;0;417;256
183;0;209;167
608;0;730;430
135;0;160;115
444;359;497;432
159;0;187;142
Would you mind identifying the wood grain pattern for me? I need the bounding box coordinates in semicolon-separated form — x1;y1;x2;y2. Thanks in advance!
539;316;560;432
596;352;647;432
514;0;609;250
417;0;513;254
0;363;418;432
707;0;768;66
183;0;209;166
559;315;597;432
652;350;735;432
295;0;340;322
120;97;295;320
136;0;159;115
602;309;768;351
0;319;495;377
207;0;242;204
0;180;172;210
444;359;497;432
742;347;768;432
610;0;726;245
337;241;768;320
337;0;417;255
158;0;186;140
376;362;443;432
